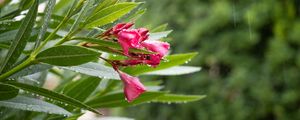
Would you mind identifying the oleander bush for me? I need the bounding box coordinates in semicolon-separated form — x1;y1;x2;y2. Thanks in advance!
0;0;203;119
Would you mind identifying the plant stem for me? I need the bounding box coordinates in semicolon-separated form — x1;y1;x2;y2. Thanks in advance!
55;28;82;46
0;58;34;81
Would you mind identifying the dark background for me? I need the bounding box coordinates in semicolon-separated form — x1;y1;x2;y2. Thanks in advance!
124;0;300;120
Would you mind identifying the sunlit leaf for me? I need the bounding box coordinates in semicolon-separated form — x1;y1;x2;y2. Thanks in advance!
144;66;201;76
93;0;118;13
85;2;139;28
148;30;172;41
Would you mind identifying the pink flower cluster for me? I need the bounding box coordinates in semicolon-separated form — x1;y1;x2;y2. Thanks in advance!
102;23;170;102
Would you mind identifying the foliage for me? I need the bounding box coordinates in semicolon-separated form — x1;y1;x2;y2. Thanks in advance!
126;0;300;120
0;0;202;119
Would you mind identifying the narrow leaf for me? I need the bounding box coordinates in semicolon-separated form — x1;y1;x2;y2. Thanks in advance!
144;66;201;76
0;83;19;100
152;94;206;103
36;45;100;66
148;30;172;41
61;62;120;80
86;92;166;108
93;0;118;13
0;30;18;43
63;77;101;102
0;0;38;73
6;82;102;115
34;0;56;50
151;23;168;32
0;96;72;116
9;64;52;78
69;0;93;33
86;2;139;28
123;9;146;22
124;52;198;75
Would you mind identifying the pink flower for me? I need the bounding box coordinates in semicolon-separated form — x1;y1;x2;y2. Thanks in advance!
117;29;144;55
117;70;146;102
113;40;170;67
137;28;149;41
143;54;162;66
141;41;170;57
116;54;162;67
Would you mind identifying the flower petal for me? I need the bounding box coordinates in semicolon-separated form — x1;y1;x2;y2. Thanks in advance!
118;71;146;102
137;28;149;41
141;41;170;57
112;22;134;35
118;29;142;55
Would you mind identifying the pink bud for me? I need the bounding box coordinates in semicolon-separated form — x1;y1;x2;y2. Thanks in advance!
144;54;162;67
112;22;134;35
141;41;170;57
118;71;146;102
120;54;162;67
101;23;134;37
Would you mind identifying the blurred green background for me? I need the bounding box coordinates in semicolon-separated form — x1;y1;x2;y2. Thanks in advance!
123;0;300;119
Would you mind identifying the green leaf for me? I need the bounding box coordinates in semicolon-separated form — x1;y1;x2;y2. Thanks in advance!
148;30;172;41
151;24;169;32
96;80;119;96
85;2;139;28
152;94;206;103
6;82;102;115
69;0;93;33
63;114;83;120
124;52;198;75
123;9;146;22
61;62;120;80
36;45;100;66
0;30;18;43
93;0;118;13
34;0;56;50
62;77;101;102
53;0;74;15
0;20;21;32
72;37;154;54
9;64;52;78
0;96;72;116
0;83;19;100
86;92;166;108
0;0;38;73
144;66;201;76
